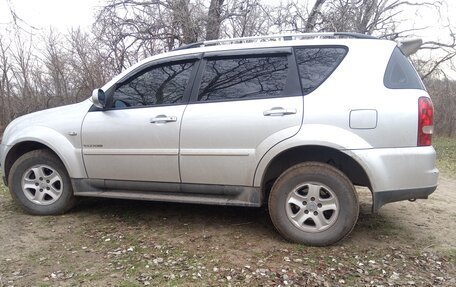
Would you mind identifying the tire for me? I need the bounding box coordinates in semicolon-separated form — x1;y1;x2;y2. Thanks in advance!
268;162;359;246
8;149;76;215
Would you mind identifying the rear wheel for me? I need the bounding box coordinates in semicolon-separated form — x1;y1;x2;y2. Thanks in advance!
8;149;76;215
268;162;359;246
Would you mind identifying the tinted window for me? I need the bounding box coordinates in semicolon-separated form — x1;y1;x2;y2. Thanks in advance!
295;47;347;95
113;61;194;108
198;55;288;101
384;47;425;90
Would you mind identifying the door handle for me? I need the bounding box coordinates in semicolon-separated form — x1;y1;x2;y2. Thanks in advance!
263;107;297;116
150;115;178;124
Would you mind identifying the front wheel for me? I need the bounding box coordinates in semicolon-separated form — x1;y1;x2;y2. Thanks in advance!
268;162;359;246
8;149;76;215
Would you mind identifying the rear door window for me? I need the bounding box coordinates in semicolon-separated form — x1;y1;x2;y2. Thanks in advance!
294;47;347;95
197;55;289;102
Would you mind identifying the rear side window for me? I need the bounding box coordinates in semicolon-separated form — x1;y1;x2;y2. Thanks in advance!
384;47;425;90
198;55;288;101
295;47;347;95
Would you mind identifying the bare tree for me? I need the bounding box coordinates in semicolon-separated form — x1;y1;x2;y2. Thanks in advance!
0;36;13;131
206;0;225;40
94;0;206;69
221;0;274;38
172;0;200;43
305;0;326;32
67;28;112;102
418;31;456;80
424;76;456;137
42;30;70;104
11;33;39;113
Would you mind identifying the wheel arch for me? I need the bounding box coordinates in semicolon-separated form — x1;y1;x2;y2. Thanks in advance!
3;128;86;185
258;145;372;199
4;141;63;186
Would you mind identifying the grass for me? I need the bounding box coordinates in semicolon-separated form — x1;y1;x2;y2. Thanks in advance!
0;173;7;194
433;136;456;177
447;248;456;264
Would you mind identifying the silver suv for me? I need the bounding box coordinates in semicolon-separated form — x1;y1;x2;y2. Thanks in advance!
0;33;438;246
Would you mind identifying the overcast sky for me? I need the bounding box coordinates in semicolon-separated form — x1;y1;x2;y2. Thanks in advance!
0;0;455;78
0;0;100;30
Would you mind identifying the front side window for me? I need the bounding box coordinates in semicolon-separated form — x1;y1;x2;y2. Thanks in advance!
295;47;347;95
198;55;289;101
112;61;195;108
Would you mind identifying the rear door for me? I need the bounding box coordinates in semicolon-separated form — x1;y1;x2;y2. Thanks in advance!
179;48;303;186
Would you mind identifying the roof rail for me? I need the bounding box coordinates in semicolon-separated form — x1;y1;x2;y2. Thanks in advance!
172;32;377;51
172;41;204;51
204;32;377;46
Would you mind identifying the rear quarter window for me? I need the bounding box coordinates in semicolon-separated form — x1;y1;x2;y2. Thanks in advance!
383;47;425;90
294;47;347;95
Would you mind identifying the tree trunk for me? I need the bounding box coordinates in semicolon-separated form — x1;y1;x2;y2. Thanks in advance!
175;0;197;44
304;0;326;32
206;0;224;40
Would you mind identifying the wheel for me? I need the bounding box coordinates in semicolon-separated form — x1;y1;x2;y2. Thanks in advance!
268;162;359;246
8;149;76;215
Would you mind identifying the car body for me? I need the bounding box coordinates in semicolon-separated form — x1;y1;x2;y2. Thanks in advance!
0;32;438;245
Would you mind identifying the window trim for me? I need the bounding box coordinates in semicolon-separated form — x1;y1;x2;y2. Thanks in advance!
188;49;302;104
116;53;202;87
293;45;349;96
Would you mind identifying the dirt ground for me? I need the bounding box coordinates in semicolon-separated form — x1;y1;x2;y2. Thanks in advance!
0;175;455;286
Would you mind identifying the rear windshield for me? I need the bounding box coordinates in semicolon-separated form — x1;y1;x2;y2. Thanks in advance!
383;47;425;90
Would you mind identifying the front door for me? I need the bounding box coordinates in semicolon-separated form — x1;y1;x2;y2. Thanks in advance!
82;59;197;182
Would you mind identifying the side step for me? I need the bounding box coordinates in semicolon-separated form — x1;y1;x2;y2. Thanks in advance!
72;179;262;207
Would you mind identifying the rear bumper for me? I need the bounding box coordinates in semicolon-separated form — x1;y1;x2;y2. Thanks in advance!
350;146;439;191
372;185;436;212
349;146;439;211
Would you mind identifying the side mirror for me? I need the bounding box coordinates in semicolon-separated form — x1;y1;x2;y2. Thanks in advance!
92;89;107;109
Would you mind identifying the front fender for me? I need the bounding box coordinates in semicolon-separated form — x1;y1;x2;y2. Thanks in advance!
4;126;86;179
253;124;374;187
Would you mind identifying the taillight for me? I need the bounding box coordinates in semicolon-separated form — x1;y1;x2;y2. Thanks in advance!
418;97;434;146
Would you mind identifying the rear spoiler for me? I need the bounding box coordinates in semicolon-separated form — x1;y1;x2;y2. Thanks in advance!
397;38;422;56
